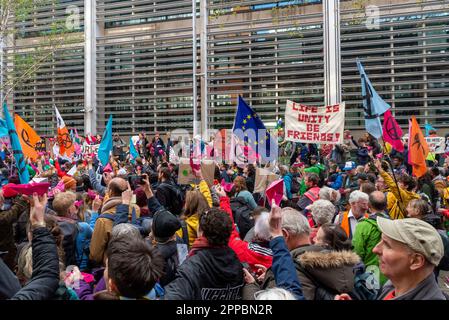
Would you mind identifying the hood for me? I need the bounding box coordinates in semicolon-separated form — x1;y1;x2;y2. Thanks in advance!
101;197;122;214
296;249;360;294
195;247;243;285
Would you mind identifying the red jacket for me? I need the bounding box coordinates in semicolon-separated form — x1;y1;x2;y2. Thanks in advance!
54;161;66;178
219;196;273;273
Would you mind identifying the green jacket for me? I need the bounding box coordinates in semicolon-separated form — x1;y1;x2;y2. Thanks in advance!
299;164;326;195
352;213;388;285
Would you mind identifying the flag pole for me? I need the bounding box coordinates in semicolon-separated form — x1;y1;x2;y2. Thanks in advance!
379;137;406;219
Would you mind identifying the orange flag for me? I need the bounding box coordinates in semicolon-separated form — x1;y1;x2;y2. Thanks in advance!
408;116;429;178
54;106;74;157
14;114;41;161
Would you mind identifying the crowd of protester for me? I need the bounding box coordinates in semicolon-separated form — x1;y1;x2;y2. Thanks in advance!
0;129;448;300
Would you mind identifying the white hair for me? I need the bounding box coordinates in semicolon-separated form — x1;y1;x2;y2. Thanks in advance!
311;200;336;226
349;190;369;204
319;186;341;204
281;207;310;236
255;288;297;300
111;224;141;241
254;211;271;241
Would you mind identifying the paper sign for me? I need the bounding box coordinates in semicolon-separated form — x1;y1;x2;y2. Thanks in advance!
177;158;215;186
254;167;279;194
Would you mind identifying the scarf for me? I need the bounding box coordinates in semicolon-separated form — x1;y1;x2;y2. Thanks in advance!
188;236;226;257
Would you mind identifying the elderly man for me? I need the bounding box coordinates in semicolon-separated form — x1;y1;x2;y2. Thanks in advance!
334;190;369;239
337;218;446;300
352;191;390;285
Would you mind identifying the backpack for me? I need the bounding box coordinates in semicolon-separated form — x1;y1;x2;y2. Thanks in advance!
352;262;380;300
437;230;449;271
291;176;301;195
230;197;254;239
157;183;185;216
75;222;92;270
99;207;151;237
56;220;79;268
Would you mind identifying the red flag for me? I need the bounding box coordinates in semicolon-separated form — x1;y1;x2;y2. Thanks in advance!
382;110;404;152
408;116;429;178
266;179;284;207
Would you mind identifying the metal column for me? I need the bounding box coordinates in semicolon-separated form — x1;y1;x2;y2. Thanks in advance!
200;0;208;137
192;0;198;137
84;0;98;135
323;0;342;105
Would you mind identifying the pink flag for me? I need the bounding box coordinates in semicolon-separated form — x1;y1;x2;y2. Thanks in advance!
103;163;113;173
382;110;404;152
266;179;284;207
7;182;51;196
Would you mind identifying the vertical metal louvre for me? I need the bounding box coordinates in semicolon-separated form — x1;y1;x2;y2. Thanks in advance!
341;0;449;129
96;0;196;135
207;0;325;129
5;0;85;136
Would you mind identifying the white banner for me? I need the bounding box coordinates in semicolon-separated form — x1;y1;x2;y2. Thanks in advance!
285;100;345;144
82;143;100;155
403;135;445;154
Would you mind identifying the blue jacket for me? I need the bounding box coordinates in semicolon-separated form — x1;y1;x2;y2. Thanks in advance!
76;213;98;270
88;169;106;196
269;236;305;300
330;173;343;190
283;173;293;200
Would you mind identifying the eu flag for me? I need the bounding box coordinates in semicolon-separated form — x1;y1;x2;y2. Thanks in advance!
2;103;30;183
232;96;277;162
357;59;391;138
98;115;113;166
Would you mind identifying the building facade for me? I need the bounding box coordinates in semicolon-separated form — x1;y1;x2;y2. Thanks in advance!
2;0;449;137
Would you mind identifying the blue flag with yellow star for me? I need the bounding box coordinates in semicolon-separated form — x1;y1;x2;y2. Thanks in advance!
232;96;277;162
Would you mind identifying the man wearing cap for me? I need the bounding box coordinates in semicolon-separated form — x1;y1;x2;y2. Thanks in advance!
340;161;359;208
151;209;186;287
337;217;447;300
376;217;447;299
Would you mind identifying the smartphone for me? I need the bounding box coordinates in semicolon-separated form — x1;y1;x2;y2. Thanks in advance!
131;194;136;205
242;262;257;279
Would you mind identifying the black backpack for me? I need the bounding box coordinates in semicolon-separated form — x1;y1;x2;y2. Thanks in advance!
230;197;254;239
56;220;79;268
291;176;301;195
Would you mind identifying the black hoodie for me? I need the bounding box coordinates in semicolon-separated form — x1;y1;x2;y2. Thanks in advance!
164;247;244;300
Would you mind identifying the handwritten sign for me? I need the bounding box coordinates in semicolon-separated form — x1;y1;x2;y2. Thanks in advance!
285;100;345;144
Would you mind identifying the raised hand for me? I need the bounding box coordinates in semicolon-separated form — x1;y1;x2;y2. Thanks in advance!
30;192;47;228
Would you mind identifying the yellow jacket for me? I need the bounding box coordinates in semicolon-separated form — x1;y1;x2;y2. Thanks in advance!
176;179;212;247
380;170;419;219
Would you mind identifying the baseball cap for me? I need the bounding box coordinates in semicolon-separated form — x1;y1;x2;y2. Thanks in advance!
377;217;444;266
152;209;182;239
343;161;356;171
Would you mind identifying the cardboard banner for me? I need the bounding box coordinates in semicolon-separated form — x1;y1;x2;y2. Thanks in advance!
403;135;445;154
285;100;345;144
177;158;215;186
254;167;279;194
